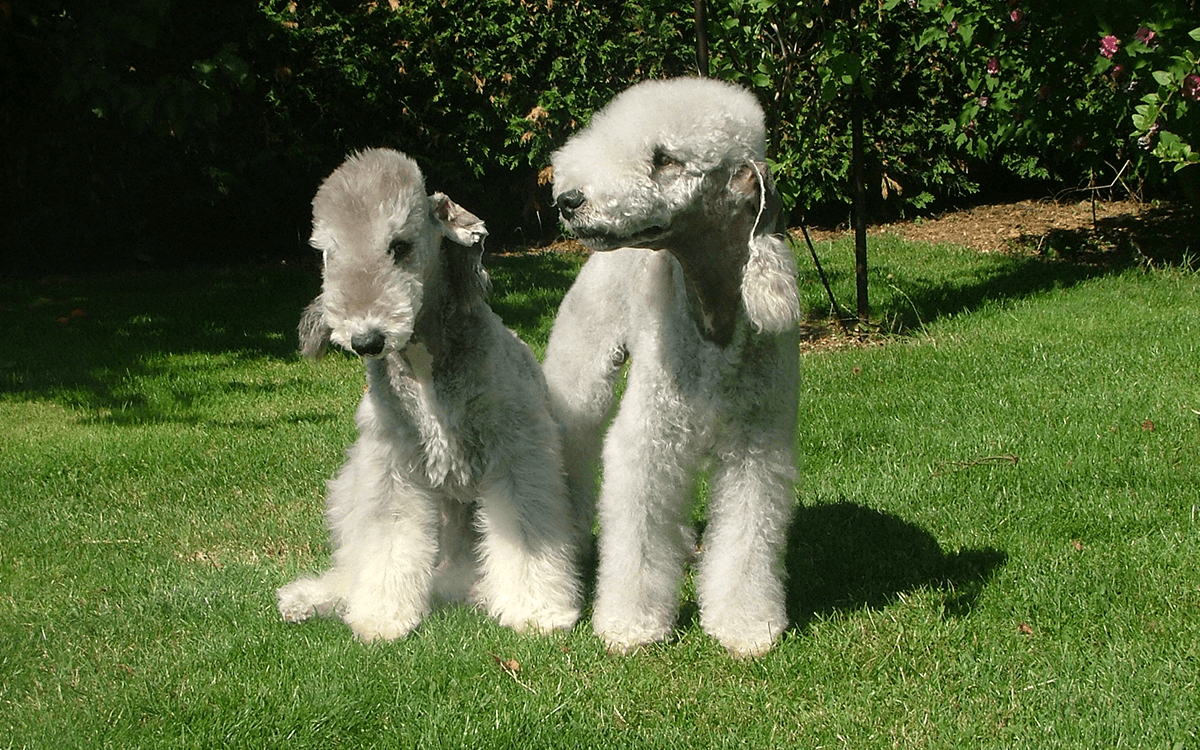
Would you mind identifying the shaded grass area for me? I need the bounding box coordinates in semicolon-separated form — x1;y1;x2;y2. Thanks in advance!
2;243;1198;748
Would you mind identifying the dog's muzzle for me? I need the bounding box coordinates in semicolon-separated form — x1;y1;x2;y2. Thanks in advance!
555;188;669;250
555;189;586;220
350;330;387;358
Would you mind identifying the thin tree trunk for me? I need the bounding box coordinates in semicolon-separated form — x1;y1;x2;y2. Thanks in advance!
695;0;709;77
851;88;869;324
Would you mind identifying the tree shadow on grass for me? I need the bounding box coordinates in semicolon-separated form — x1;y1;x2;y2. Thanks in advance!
785;501;1006;628
799;201;1197;335
0;263;325;423
0;252;585;426
1040;200;1199;268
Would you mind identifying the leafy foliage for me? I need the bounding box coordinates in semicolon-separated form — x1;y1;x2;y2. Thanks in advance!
901;0;1199;183
707;0;983;220
1;0;1196;275
705;0;1199;222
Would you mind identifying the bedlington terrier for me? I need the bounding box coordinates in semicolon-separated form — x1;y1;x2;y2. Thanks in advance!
276;147;581;642
544;78;801;657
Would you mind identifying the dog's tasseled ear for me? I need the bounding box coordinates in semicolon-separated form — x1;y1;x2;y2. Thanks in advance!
429;192;488;247
736;161;801;334
430;192;491;303
298;296;332;359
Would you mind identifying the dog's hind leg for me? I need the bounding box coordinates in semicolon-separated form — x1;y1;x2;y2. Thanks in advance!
277;570;347;623
471;466;582;634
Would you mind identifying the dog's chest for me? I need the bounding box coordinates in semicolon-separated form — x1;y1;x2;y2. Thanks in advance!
390;345;477;489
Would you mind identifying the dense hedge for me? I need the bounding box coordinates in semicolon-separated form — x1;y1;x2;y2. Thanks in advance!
1;0;696;275
1;0;1194;276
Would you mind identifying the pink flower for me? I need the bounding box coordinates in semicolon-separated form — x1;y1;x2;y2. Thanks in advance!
947;21;958;35
1111;64;1125;79
987;56;1000;76
1009;8;1026;31
1099;35;1120;59
1134;27;1157;46
1184;74;1200;102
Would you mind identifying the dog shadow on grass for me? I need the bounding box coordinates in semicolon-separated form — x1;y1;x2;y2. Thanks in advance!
782;501;1006;628
671;501;1006;641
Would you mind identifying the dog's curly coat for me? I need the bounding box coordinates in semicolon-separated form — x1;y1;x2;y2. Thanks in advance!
276;148;581;641
545;78;801;656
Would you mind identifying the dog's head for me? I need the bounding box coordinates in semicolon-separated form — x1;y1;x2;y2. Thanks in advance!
299;148;487;359
551;77;765;249
551;78;798;334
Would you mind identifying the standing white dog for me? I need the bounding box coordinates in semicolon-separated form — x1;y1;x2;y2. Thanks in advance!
277;148;581;641
544;78;801;656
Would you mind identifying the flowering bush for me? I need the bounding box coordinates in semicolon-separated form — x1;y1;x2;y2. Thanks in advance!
1124;24;1200;169
6;0;1198;275
906;0;1199;184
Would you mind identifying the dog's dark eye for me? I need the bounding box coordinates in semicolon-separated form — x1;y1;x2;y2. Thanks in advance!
652;149;679;170
388;237;414;260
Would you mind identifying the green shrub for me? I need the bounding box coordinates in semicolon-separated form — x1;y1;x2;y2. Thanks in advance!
2;0;1196;275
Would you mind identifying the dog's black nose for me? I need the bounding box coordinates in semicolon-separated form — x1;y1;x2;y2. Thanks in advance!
556;189;586;220
350;331;386;357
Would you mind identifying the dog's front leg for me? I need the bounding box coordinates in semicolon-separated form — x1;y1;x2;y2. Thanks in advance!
326;434;442;642
696;348;798;657
696;442;795;657
472;468;582;635
591;368;702;654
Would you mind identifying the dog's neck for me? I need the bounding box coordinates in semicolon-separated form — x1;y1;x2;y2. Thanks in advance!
408;255;489;368
660;227;750;348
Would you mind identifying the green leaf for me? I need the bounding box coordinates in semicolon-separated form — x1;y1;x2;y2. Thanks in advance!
1188;26;1200;42
917;26;943;50
1152;70;1173;87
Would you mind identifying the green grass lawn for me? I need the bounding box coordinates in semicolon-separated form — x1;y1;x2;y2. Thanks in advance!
2;237;1198;748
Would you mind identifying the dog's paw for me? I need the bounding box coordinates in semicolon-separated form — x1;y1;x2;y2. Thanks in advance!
593;615;673;655
276;579;332;623
596;629;667;655
496;604;581;636
344;613;423;643
713;629;783;659
702;608;787;658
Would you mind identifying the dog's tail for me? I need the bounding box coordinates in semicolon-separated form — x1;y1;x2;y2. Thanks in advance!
298;296;332;359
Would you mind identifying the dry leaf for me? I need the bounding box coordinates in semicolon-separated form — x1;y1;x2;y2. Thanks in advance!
524;105;550;123
1018;622;1034;636
491;654;520;674
1141;419;1155;432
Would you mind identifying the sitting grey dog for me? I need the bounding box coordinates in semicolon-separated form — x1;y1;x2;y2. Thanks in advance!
277;148;581;641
